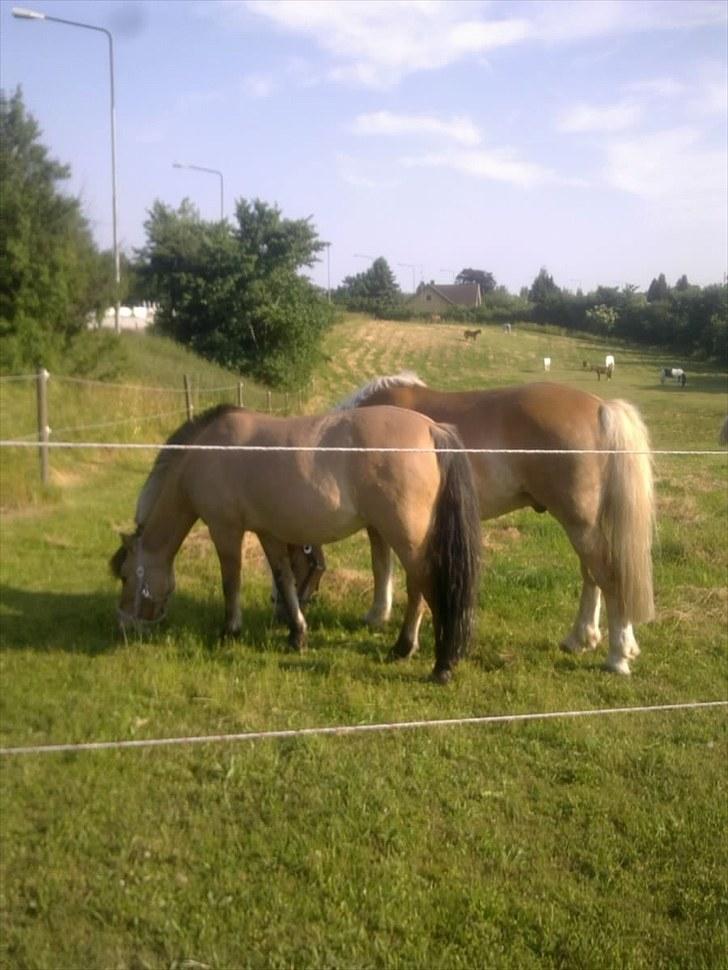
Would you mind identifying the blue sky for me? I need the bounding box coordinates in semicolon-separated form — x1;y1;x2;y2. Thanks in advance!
2;0;726;293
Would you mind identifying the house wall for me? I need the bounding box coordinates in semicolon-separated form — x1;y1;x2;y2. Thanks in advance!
408;289;452;313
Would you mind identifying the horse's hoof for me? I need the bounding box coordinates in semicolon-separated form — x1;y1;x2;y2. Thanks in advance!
364;611;390;630
603;657;631;675
288;631;307;653
431;668;453;685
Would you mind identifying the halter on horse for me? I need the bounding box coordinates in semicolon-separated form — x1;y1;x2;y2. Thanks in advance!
111;404;480;683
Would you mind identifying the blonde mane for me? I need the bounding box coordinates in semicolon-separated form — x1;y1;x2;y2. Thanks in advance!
336;371;427;410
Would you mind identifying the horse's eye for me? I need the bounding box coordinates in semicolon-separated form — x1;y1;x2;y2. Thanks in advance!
303;545;313;555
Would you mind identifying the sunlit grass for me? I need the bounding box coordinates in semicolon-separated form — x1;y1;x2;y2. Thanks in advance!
1;317;726;968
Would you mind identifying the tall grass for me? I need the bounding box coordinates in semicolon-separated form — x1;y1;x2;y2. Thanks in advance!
1;318;726;968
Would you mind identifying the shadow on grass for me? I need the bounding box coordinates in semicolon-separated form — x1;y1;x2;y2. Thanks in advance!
0;584;389;665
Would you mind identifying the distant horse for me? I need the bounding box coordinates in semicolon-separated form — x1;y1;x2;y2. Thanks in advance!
110;404;480;683
293;374;655;675
463;329;482;341
660;367;687;387
583;360;614;381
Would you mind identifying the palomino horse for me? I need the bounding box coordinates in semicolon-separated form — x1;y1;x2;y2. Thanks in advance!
295;373;654;675
110;404;480;683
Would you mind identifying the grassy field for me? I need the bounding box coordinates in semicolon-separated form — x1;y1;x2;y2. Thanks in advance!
1;318;727;968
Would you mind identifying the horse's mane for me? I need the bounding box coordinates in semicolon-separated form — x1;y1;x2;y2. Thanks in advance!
135;404;240;527
336;371;427;410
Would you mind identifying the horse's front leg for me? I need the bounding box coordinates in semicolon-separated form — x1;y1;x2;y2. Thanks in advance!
365;527;394;628
258;534;308;652
210;524;244;637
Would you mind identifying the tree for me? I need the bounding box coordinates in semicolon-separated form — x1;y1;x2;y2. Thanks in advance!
0;87;110;369
339;257;401;310
646;273;669;302
137;197;333;386
675;274;690;291
528;267;560;303
455;268;496;293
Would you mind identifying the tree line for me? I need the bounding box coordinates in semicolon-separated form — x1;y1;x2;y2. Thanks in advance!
2;87;725;383
336;262;726;364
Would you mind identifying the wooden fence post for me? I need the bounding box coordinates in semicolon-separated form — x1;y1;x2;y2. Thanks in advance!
36;368;49;486
237;382;244;407
267;390;272;413
184;375;194;421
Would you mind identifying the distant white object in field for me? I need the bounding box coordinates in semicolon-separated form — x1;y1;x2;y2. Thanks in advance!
605;354;615;368
503;323;512;334
543;357;551;371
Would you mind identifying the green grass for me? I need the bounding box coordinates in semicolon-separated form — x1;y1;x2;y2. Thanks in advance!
1;317;727;968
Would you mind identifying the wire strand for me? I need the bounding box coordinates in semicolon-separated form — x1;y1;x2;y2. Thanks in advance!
1;700;724;757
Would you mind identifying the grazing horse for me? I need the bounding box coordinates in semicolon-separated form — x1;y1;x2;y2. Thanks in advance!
660;367;687;387
583;360;614;381
294;374;655;674
463;329;482;341
110;404;480;683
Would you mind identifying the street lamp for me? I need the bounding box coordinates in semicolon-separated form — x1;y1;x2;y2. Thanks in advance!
13;6;121;333
172;162;224;220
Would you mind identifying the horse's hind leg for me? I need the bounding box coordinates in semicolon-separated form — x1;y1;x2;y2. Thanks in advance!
388;574;425;661
365;527;393;628
603;594;640;675
258;534;308;651
560;560;602;654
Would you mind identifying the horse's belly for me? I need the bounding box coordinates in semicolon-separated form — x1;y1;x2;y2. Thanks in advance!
246;497;363;546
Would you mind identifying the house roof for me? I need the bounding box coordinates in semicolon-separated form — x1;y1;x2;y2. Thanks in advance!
412;282;482;307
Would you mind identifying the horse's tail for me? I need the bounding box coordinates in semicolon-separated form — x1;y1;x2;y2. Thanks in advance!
428;424;481;680
597;400;655;622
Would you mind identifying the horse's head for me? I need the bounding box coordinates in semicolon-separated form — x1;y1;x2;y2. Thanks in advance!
289;544;326;606
110;531;175;633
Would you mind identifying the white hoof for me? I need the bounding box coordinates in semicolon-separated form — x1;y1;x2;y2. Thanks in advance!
560;625;601;654
604;656;631;675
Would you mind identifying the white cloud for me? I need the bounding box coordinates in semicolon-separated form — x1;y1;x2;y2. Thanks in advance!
623;77;686;99
350;111;482;146
400;148;562;189
529;0;727;44
335;152;399;190
558;100;643;133
604;127;727;208
241;73;276;98
242;0;530;88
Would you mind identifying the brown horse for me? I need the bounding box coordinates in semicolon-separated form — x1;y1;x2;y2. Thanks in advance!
464;329;482;341
296;373;654;675
110;404;480;683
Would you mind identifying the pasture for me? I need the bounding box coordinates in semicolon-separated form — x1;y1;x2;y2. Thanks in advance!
1;317;727;968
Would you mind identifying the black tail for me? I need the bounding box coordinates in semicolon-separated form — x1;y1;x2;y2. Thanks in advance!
428;424;481;682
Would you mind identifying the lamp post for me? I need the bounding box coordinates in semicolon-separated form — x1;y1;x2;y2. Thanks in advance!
172;162;224;220
13;6;121;334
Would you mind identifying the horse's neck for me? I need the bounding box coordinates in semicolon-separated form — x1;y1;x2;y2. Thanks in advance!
141;500;196;564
